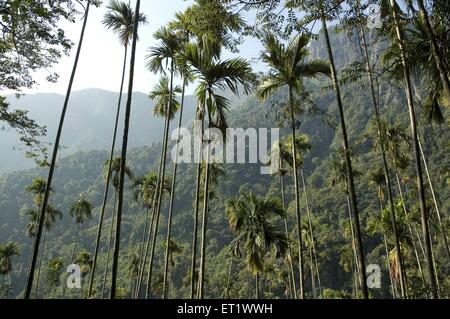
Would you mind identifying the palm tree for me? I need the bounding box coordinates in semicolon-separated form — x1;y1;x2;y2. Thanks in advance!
226;191;288;299
24;0;97;298
63;194;93;298
161;30;194;299
256;33;330;299
45;257;64;299
385;0;438;297
342;2;408;297
0;242;20;292
109;0;141;299
144;26;182;299
414;0;450;103
180;36;256;298
75;251;93;299
88;0;146;298
101;157;132;298
286;0;369;298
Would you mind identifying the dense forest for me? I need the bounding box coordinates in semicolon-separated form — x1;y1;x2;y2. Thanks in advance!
0;0;449;300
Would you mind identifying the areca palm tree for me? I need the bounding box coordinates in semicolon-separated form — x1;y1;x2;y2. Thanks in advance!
226;191;288;299
88;0;146;298
385;0;438;297
341;2;408;297
45;257;64;299
180;35;256;298
286;0;369;298
24;0;100;299
75;250;93;299
63;194;92;298
144;26;182;299
0;242;20;292
109;0;141;299
256;33;329;299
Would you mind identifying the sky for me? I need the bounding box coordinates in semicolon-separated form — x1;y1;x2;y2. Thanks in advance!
20;0;265;96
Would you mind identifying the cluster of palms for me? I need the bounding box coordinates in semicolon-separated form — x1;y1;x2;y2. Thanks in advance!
16;0;449;300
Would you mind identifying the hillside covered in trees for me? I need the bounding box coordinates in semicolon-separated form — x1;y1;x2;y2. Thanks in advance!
0;0;449;300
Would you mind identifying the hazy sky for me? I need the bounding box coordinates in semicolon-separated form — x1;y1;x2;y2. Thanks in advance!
22;0;264;96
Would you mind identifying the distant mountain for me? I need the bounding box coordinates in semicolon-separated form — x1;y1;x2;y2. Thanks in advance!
1;89;197;173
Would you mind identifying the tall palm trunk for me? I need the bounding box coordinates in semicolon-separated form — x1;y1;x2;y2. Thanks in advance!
383;235;396;298
134;204;156;298
288;86;305;299
389;0;437;298
255;273;260;299
320;14;368;298
300;169;322;298
346;194;362;294
110;0;141;299
280;166;297;299
88;45;128;298
418;139;450;262
198;101;213;299
416;0;450;102
224;256;233;299
24;0;92;299
190;117;204;299
63;223;81;298
146;61;175;299
359;26;406;297
101;192;117;298
163;79;186;298
34;227;47;298
135;113;167;298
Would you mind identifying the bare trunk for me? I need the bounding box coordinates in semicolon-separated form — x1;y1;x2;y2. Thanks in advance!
24;1;92;299
110;0;141;299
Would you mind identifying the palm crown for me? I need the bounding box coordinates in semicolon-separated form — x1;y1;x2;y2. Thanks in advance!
102;0;147;47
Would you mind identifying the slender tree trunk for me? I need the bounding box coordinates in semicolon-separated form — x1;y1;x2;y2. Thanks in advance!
288;86;305;299
101;192;117;299
190;117;204;299
146;62;175;299
346;194;362;292
280;163;297;299
255;273;260;299
24;1;92;299
63;223;81;298
134;204;156;299
135;111;167;299
416;0;450;103
198;103;213;299
308;242;316;298
300;169;322;298
110;0;141;299
224;256;233;299
88;45;128;298
359;25;407;298
389;0;438;298
34;227;47;298
163;79;186;298
383;235;396;299
418;139;450;262
321;15;368;298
